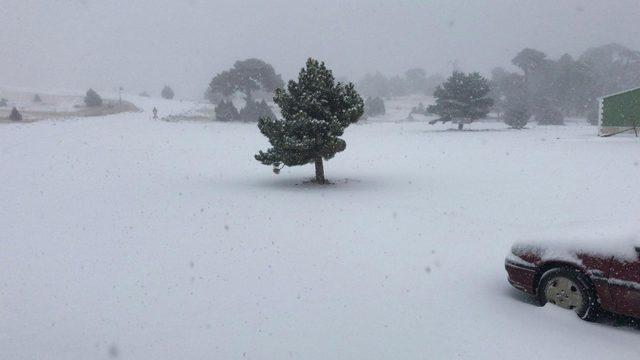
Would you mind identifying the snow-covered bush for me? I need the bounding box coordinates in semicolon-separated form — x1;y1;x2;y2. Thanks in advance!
9;107;22;121
214;100;240;122
161;86;175;100
84;89;103;107
239;99;276;122
504;98;530;129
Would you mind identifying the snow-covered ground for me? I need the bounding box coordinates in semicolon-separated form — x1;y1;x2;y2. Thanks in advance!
0;87;85;114
0;87;141;121
1;96;640;360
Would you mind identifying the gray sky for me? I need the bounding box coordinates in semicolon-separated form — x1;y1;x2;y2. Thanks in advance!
2;0;639;99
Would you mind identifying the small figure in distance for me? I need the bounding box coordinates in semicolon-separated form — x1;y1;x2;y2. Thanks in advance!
152;107;158;120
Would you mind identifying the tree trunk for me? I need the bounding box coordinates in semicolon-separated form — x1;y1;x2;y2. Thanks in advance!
458;123;464;130
315;157;325;184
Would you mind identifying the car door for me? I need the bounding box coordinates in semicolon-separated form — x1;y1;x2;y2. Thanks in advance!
608;248;640;318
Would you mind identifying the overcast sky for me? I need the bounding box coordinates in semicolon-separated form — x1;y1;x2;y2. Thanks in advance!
2;0;639;99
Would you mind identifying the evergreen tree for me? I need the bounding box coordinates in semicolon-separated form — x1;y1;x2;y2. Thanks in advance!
84;89;103;107
512;48;548;81
364;96;386;118
504;97;530;129
508;46;619;122
255;58;364;184
208;58;284;102
161;86;175;99
0;98;7;107
579;43;640;95
33;94;42;103
9;107;22;121
511;48;556;115
214;100;240;121
239;99;276;122
204;87;222;104
551;54;599;117
427;71;494;130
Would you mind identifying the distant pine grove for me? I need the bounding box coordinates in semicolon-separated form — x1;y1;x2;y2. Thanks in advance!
201;43;640;128
356;43;640;126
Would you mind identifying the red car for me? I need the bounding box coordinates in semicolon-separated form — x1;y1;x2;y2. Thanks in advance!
505;240;640;321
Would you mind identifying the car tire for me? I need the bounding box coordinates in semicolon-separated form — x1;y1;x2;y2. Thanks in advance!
537;267;600;322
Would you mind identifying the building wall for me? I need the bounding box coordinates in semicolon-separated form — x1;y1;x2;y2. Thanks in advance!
601;88;640;127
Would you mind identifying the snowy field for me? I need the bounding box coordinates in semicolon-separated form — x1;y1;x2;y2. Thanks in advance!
2;96;640;359
0;87;140;122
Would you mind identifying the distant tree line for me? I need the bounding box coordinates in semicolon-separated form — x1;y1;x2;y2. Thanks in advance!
491;43;640;125
357;69;444;99
201;43;640;128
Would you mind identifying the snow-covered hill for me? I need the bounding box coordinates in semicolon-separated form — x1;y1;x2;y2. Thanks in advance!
1;97;639;360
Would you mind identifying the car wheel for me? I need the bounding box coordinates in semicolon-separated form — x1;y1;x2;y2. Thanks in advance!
538;267;599;321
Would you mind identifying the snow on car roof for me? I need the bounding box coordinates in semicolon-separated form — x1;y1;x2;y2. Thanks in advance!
512;220;640;262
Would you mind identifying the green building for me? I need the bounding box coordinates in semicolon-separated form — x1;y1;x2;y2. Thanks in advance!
598;87;640;136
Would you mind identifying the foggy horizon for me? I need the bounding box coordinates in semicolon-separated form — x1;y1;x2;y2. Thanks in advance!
2;0;640;99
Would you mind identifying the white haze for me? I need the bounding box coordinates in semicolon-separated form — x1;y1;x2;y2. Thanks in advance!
1;0;639;98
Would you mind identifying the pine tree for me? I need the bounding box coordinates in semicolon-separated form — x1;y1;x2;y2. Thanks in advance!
161;86;175;100
9;107;22;121
84;89;103;107
239;99;276;122
504;97;530;129
255;58;364;184
427;71;493;130
33;94;42;103
0;98;7;107
214;100;240;121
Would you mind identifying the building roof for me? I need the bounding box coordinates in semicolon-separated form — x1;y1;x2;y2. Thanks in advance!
597;87;640;100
